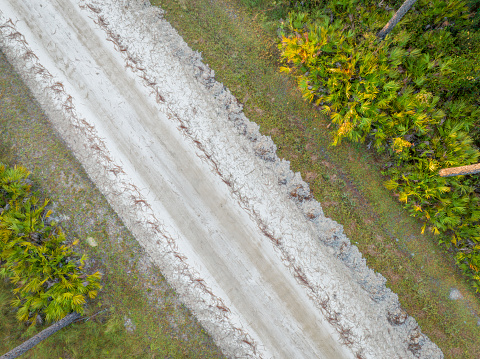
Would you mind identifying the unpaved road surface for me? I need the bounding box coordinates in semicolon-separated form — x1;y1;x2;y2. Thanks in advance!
0;1;443;358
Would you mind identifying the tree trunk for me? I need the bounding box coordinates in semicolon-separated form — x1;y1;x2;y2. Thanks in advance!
377;0;418;40
0;312;81;359
439;163;480;177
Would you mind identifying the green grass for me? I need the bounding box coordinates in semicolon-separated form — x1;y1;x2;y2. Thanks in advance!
0;50;224;358
151;0;480;357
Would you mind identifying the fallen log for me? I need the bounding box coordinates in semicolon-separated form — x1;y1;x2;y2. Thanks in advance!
439;163;480;177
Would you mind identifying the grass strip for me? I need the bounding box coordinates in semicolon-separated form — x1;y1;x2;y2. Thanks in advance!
151;0;480;357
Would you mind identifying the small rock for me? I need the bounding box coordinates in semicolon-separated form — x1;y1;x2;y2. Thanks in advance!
275;159;293;185
387;306;408;325
287;173;311;202
124;316;136;333
302;200;323;221
449;288;463;300
408;326;425;355
253;136;277;162
245;122;260;142
86;237;98;247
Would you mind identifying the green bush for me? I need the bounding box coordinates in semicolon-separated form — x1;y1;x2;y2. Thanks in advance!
0;163;102;328
278;2;480;290
466;0;480;29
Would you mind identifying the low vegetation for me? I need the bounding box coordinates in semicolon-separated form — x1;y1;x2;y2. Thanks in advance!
0;163;102;330
277;0;480;292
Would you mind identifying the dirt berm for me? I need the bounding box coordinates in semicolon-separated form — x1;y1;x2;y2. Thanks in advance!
0;0;443;358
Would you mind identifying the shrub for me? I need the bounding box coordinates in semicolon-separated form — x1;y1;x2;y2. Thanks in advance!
278;2;480;291
0;163;102;328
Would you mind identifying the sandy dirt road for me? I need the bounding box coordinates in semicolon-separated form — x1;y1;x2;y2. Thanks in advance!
0;0;443;358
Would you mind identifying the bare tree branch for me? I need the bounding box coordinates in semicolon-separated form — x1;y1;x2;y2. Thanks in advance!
0;312;81;359
377;0;418;40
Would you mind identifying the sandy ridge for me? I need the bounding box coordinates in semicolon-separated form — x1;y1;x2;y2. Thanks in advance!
0;0;443;358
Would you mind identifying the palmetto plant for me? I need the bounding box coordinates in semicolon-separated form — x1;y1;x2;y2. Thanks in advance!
279;12;449;152
0;163;31;207
0;164;102;328
278;2;480;291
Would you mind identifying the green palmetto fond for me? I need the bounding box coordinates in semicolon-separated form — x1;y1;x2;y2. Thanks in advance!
278;1;480;291
0;163;31;207
0;164;102;329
